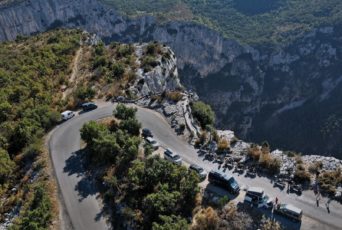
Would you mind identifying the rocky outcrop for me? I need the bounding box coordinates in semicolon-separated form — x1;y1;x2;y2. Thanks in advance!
1;0;342;158
131;44;181;97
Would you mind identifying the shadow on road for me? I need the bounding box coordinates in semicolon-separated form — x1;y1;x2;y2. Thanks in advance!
236;202;302;230
63;149;98;201
63;149;87;177
203;183;239;201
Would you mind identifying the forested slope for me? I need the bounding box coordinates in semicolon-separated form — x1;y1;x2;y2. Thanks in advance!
102;0;342;45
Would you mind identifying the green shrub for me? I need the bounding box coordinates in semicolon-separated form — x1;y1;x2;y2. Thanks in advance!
141;55;159;72
93;56;107;69
110;63;125;79
117;44;134;58
18;185;52;229
119;118;142;136
0;148;15;183
114;104;137;120
191;101;215;128
75;86;96;100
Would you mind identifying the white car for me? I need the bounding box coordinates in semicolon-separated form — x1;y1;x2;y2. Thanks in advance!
244;187;274;209
164;148;182;165
146;137;159;150
61;110;75;121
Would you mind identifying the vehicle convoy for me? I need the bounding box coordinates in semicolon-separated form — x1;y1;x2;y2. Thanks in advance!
61;110;75;121
208;170;240;194
274;203;303;221
164;149;182;165
145;137;159;150
244;187;273;209
81;102;98;112
189;164;207;180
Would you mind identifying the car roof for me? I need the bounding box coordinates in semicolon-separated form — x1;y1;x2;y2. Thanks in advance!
247;187;264;194
284;204;302;214
82;102;95;106
165;148;173;153
61;110;72;115
146;137;155;142
190;164;202;170
210;170;233;179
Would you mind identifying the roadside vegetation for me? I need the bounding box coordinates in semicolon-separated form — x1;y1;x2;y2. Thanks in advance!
0;29;81;228
80;104;200;229
80;104;282;229
318;169;342;195
69;40;138;106
101;0;342;46
190;101;215;129
247;143;281;174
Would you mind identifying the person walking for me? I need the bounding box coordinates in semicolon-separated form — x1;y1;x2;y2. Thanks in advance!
326;198;331;213
316;193;320;207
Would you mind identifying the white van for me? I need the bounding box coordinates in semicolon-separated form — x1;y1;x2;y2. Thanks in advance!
61;111;75;121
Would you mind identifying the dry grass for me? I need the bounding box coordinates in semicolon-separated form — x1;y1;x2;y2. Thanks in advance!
165;91;184;102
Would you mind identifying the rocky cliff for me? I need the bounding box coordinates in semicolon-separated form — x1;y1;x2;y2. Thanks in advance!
1;0;342;158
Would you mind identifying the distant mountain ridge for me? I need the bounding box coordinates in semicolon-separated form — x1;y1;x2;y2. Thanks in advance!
101;0;342;46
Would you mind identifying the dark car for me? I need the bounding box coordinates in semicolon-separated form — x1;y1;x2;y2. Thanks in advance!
189;164;207;180
81;102;98;111
208;170;240;194
142;128;153;138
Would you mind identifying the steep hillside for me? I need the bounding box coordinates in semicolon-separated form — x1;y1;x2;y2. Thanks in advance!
0;28;180;228
187;26;342;157
102;0;342;45
0;29;81;229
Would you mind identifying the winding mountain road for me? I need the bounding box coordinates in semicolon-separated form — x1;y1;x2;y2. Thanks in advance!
49;103;342;230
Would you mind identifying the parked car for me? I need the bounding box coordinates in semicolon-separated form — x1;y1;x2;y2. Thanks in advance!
208;170;240;194
189;164;207;180
112;96;127;103
289;184;303;195
81;102;98;112
244;187;273;209
274;204;303;222
61;110;75;121
145;137;159;150
234;163;245;174
197;149;207;156
274;178;286;190
142;128;153;138
245;167;257;177
164;149;182;165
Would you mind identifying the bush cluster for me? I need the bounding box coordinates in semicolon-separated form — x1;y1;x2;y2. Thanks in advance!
191;101;215;128
318;169;342;195
293;164;311;183
81;104;200;229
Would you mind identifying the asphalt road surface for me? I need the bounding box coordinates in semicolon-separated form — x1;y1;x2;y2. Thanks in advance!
49;103;342;230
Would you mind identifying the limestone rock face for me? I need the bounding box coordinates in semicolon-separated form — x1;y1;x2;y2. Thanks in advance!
132;44;181;97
